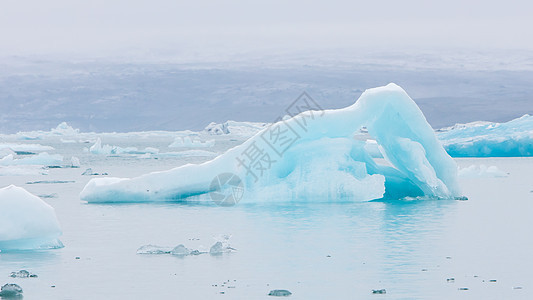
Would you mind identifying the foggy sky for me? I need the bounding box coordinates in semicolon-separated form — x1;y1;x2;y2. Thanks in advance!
1;0;532;59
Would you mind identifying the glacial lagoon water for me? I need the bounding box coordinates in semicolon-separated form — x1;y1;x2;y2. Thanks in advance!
1;135;532;299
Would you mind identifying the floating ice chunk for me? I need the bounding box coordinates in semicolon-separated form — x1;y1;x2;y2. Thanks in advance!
82;168;108;176
0;283;23;297
204;121;269;136
155;150;218;158
209;241;233;255
0;165;48;176
17;134;41;140
438;114;533;157
10;270;37;278
0;143;54;152
61;139;77;144
51;122;80;136
136;244;173;254
144;147;160;154
89;138;159;155
205;122;229;135
0;153;63;167
26;180;75;184
38;193;58;199
170;244;191;256
81;84;461;203
169;136;215;148
458;165;508;178
0;185;63;251
210;235;235;255
70;156;81;168
268;289;292;296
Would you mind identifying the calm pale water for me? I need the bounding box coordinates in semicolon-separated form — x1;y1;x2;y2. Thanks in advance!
1;135;532;299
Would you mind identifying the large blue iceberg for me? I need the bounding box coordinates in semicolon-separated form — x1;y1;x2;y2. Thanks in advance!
437;114;533;157
80;84;462;203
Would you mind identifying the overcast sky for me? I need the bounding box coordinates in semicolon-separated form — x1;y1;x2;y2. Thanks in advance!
1;0;532;59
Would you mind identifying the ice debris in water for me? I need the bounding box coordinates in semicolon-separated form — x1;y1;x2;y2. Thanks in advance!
169;136;215;148
10;270;37;278
81;83;463;204
89;138;159;155
136;244;173;254
81;168;108;176
26;180;75;184
268;289;292;297
137;236;234;256
0;283;23;297
204;121;269;136
170;244;191;256
210;235;235;255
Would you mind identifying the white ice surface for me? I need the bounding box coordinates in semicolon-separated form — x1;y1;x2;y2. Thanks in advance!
0;185;63;250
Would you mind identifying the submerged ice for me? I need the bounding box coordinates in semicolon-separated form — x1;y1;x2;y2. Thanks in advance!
80;84;461;203
0;185;63;251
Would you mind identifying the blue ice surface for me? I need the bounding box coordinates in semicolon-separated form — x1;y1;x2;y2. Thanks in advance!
438;114;533;157
80;84;462;204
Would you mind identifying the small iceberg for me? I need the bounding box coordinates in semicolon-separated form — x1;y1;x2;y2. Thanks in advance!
0;185;63;251
50;122;80;136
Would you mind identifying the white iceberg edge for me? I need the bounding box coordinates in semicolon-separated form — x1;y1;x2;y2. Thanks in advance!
0;185;63;251
80;83;461;203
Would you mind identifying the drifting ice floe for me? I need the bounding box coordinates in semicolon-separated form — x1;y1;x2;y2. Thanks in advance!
458;165;508;178
0;143;54;152
438;114;533;157
0;165;48;176
0;152;63;167
204;121;269;136
81;84;461;203
137;236;234;256
0;185;63;251
89;138;159;155
169;136;215;148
